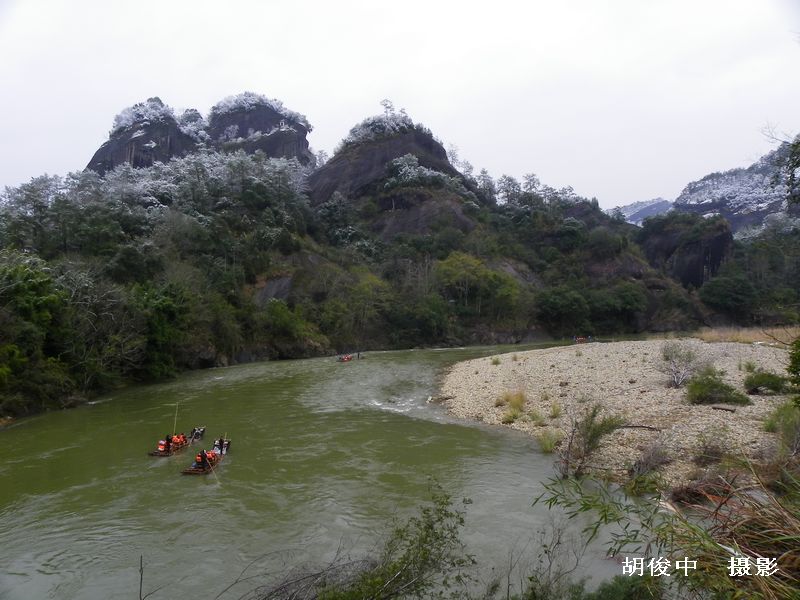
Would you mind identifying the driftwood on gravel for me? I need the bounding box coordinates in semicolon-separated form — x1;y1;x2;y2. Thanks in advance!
619;424;662;431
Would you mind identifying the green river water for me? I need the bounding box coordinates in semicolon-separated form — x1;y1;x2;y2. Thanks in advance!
0;346;618;599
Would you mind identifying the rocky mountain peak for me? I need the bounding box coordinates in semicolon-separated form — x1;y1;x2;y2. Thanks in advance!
206;92;314;165
86;92;314;175
309;111;459;206
87;97;198;175
608;198;673;226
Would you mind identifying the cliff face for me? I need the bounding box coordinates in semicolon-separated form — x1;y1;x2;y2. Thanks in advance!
639;215;733;288
86;100;199;174
208;101;314;165
86;93;313;175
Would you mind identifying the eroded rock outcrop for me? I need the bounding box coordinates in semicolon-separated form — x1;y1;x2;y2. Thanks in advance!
307;112;479;239
86;98;199;175
207;92;314;165
308;123;459;205
86;93;313;175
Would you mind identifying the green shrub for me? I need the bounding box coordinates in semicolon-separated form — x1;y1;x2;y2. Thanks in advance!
527;408;545;426
499;391;526;423
624;472;663;496
699;274;757;318
276;482;475;598
742;360;757;373
764;401;800;455
686;368;750;405
507;390;526;412
497;389;525;411
536;429;563;454
764;401;798;433
501;407;522;424
549;401;562;419
577;406;625;455
491;356;501;366
558;404;625;477
744;371;787;394
789;337;800;394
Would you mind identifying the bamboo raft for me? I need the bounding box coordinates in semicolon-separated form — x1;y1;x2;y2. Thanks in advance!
148;426;205;457
181;439;230;475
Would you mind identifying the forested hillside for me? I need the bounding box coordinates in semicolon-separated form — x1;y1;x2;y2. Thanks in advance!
1;95;798;418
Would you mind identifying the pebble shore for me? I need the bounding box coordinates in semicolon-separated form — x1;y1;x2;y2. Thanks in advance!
440;339;790;488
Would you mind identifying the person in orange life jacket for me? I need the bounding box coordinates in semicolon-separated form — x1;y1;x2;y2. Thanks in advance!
195;450;211;469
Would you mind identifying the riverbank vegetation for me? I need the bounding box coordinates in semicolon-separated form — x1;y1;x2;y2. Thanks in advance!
434;337;800;598
2;125;799;419
442;338;795;493
225;482;663;600
231;465;799;599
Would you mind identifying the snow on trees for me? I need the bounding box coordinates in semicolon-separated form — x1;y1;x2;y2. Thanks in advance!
383;154;477;203
334;104;432;155
208;91;312;131
178;109;210;142
111;97;177;135
675;144;791;211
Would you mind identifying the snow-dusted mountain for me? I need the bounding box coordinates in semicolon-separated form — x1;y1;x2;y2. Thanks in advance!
673;141;798;236
611;140;798;235
608;198;673;225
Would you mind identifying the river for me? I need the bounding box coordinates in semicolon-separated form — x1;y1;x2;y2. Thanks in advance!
0;345;619;599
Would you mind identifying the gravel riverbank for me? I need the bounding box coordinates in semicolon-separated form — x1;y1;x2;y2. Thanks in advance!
440;339;790;488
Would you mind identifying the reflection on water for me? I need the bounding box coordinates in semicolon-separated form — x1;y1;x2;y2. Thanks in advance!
0;344;617;599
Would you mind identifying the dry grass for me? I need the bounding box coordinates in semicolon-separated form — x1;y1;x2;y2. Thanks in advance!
549;401;562;419
527;408;546;426
499;390;526;423
668;471;800;599
504;390;526;411
536;429;563;453
692;326;800;346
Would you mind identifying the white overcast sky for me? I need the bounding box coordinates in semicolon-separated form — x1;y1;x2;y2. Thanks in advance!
0;0;798;207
